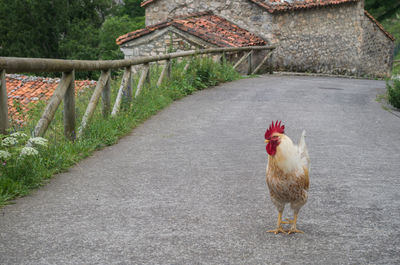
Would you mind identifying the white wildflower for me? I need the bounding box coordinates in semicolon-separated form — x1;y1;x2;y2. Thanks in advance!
20;147;39;157
11;132;28;138
28;137;48;147
0;150;11;160
2;137;17;147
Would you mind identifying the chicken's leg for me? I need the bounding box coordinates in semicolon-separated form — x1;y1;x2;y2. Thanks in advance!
267;211;286;234
287;212;304;234
281;218;294;224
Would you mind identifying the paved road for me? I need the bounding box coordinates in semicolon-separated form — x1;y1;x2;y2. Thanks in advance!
1;75;400;264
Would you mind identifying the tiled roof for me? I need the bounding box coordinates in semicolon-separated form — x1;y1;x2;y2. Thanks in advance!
141;0;155;7
248;0;360;13
141;0;359;12
116;12;267;47
364;10;395;41
6;74;96;123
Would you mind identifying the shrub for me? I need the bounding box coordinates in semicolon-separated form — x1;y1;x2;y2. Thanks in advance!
0;133;49;202
387;79;400;109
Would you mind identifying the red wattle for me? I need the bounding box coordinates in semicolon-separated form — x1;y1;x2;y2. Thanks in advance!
266;142;276;156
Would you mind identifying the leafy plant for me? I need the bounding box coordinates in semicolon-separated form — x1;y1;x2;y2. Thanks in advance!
387;79;400;109
0;132;49;202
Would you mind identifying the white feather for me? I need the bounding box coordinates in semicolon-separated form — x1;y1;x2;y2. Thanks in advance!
274;130;309;174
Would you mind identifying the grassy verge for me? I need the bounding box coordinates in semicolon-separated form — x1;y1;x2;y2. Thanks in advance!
380;10;400;108
384;11;400;75
0;57;241;206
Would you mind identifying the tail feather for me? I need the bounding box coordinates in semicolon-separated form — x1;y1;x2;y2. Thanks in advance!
299;130;310;170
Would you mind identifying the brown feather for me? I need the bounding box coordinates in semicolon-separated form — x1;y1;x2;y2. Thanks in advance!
266;134;309;213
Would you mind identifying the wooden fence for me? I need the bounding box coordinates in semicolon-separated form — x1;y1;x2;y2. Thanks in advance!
0;46;275;138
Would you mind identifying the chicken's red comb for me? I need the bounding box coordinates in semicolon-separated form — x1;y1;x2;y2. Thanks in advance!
265;120;285;139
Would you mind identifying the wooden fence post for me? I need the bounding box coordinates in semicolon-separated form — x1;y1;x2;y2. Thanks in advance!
123;66;133;103
102;70;111;117
247;50;253;75
167;59;172;79
135;63;150;98
269;52;274;74
78;69;111;138
0;70;8;135
233;51;252;70
252;50;273;75
111;67;131;117
157;61;168;87
63;71;76;140
220;52;226;65
182;60;190;73
33;71;74;137
145;63;151;86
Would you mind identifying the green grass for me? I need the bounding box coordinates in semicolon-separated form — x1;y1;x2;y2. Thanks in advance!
387;79;400;109
381;10;400;76
0;57;241;206
380;11;400;108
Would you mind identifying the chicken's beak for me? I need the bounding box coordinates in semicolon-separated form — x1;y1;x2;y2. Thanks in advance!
265;139;269;144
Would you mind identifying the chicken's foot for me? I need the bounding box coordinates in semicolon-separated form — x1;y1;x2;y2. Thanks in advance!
267;211;287;234
287;212;304;234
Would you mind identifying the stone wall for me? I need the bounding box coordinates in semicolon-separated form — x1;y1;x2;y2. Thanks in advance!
271;2;364;75
145;0;274;42
360;15;394;77
120;28;210;59
139;0;394;77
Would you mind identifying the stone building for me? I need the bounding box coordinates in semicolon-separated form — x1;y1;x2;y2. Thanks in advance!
117;0;395;77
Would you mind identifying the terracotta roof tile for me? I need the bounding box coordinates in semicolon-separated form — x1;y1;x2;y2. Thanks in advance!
248;0;360;13
364;10;395;41
6;74;96;124
141;0;359;11
116;12;267;47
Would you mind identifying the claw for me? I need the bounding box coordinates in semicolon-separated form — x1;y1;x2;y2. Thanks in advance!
287;228;304;234
267;226;287;234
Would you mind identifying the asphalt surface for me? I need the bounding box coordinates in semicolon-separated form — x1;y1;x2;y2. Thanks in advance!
1;75;400;264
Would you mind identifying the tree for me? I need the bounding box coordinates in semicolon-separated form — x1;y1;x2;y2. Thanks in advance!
365;0;400;21
0;0;66;58
0;0;115;59
99;15;145;60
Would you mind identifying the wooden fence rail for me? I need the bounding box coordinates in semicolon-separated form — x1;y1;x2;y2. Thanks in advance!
0;46;275;137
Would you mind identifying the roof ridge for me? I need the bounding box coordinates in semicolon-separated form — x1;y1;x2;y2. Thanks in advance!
116;12;266;47
173;11;214;20
141;0;361;12
116;11;215;45
364;10;395;41
249;0;360;13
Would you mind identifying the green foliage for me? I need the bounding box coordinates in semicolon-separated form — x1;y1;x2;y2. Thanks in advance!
0;0;145;78
387;79;400;109
365;0;400;21
0;0;114;59
393;53;400;76
0;133;49;201
0;58;241;206
380;11;400;48
112;0;145;18
99;15;145;60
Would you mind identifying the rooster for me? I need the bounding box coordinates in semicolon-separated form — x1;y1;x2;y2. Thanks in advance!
264;121;310;234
